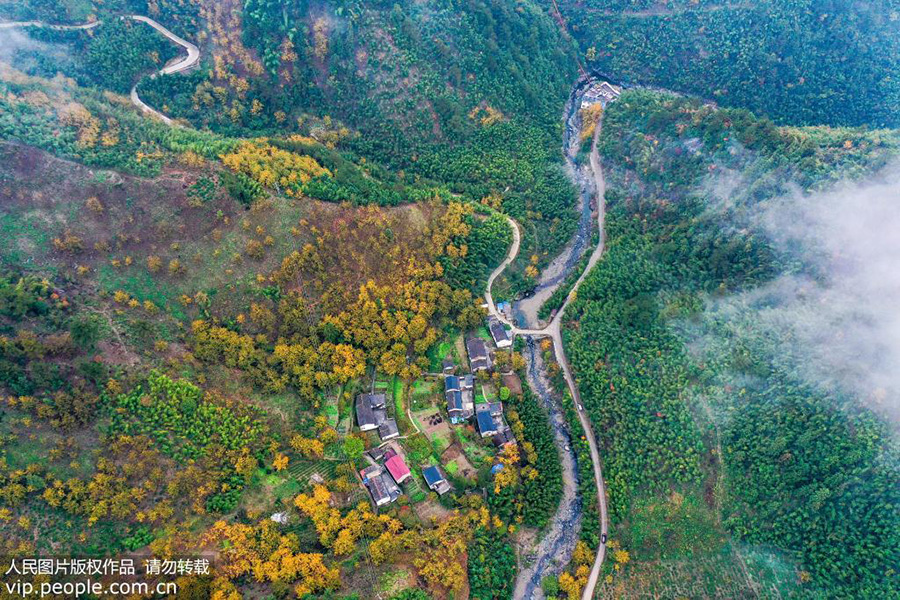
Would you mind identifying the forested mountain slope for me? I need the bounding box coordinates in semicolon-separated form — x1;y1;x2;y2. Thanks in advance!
565;90;900;598
559;0;900;128
2;1;900;599
0;30;547;595
0;78;517;598
4;0;581;288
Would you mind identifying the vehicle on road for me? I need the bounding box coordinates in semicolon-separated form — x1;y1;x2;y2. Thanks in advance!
601;533;607;544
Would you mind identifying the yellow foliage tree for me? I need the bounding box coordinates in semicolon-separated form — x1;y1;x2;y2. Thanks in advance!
272;453;289;471
220;141;331;197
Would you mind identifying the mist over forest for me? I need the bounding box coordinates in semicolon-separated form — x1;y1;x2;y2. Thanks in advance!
691;164;900;423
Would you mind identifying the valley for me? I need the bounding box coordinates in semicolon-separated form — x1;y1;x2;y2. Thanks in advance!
0;2;898;600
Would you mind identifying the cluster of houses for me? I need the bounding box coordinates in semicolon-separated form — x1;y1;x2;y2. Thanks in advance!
360;446;451;507
442;318;517;449
355;392;399;441
359;446;409;507
443;372;475;423
354;316;517;508
462;317;511;373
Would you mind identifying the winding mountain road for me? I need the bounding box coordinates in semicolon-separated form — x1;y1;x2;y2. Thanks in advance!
127;15;199;125
488;82;611;600
0;15;199;125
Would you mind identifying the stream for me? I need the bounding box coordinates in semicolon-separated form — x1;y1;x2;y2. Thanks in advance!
513;338;583;599
513;79;599;329
511;77;604;599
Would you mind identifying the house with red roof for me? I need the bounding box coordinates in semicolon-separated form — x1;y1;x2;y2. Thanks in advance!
384;454;411;484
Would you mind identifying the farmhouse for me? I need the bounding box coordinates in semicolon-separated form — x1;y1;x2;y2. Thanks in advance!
378;418;400;440
422;465;452;495
356;393;387;432
476;410;499;437
366;446;386;462
461;374;474;390
446;387;465;422
445;375;475;423
356;393;399;440
466;337;491;372
475;401;514;444
383;448;411;484
359;464;400;507
488;317;512;349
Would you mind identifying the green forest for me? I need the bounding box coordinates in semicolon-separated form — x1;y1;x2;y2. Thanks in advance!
1;0;899;598
560;0;900;128
565;89;900;597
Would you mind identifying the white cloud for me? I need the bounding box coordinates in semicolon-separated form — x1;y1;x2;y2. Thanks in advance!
707;164;900;420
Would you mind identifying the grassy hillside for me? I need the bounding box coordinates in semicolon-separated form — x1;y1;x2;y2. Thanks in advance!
0;53;547;597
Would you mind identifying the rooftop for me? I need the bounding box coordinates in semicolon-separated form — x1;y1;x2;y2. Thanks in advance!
422;466;444;487
367;473;391;505
362;393;386;408
356;394;376;428
461;374;474;390
422;465;451;495
488;318;511;346
492;429;517;448
476;410;498;436
385;454;411;483
467;337;490;371
366;446;386;462
446;389;464;412
356;393;388;429
378;418;399;440
359;464;382;481
467;337;488;360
